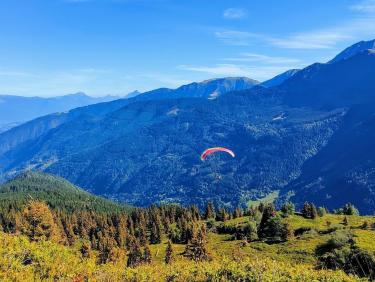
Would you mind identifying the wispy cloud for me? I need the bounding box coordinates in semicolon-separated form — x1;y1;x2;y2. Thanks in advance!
136;74;190;88
214;30;259;46
215;13;375;50
178;64;295;81
268;31;352;49
179;64;252;77
350;0;375;13
223;53;301;64
223;8;247;19
0;70;36;77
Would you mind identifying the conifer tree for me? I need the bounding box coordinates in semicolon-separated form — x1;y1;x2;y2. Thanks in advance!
22;200;58;242
80;241;92;259
127;237;143;268
216;208;229;222
233;207;243;219
280;202;295;217
258;203;276;237
143;244;152;264
302;202;318;219
149;220;162;244
184;225;210;262
204;202;215;220
165;240;174;264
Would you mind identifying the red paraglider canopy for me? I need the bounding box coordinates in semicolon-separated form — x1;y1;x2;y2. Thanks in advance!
200;147;235;161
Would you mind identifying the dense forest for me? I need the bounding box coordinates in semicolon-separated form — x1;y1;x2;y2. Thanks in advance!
0;172;375;281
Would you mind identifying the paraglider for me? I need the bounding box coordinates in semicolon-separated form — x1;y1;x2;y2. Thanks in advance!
200;147;235;161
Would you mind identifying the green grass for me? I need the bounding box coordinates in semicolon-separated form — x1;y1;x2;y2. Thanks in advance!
247;190;280;206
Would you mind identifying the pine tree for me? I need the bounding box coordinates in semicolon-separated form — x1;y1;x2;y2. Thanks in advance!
216;208;229;222
258;203;276;238
280;202;295;217
22;200;58;242
301;202;318;219
165;240;173;264
311;203;318;219
317;207;327;217
98;234;118;264
204;202;215;220
149;221;162;244
80;241;92;259
127;237;143;268
143;244;152;264
184;225;210;262
233;207;243;219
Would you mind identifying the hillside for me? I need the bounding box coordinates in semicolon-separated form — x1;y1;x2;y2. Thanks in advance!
0;172;129;213
0;173;373;281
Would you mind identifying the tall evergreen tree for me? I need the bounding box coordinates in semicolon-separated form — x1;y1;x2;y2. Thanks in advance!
127;237;143;268
233;207;243;219
204;202;215;220
143;244;152;264
149;221;162;244
22;200;58;242
184;225;210;262
302;202;318;219
165;240;174;264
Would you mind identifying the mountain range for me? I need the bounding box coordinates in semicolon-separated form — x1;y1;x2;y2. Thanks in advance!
0;93;120;133
1;39;375;213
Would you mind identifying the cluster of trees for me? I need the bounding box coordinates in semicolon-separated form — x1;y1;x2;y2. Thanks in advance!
0;199;210;266
0;193;368;270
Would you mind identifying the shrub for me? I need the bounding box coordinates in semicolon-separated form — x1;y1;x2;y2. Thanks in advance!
316;230;353;256
280;202;295;217
233;221;258;242
301;202;318;219
335;203;360;216
317;207;327;217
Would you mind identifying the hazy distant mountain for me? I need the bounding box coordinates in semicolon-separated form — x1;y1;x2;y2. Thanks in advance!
135;77;259;101
329;39;375;63
261;69;300;88
124;90;141;99
0;92;119;132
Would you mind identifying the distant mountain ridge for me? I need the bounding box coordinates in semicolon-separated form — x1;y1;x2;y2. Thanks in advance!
261;69;300;88
134;77;259;101
0;92;120;132
329;39;375;63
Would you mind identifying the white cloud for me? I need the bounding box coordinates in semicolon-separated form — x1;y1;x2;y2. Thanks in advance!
223;53;301;64
0;70;35;77
178;64;294;81
223;8;247;19
137;74;190;88
268;30;352;49
214;30;258;46
179;64;252;77
350;0;375;13
215;13;375;50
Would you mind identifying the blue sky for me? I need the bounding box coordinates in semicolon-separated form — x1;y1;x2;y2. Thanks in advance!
0;0;375;97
